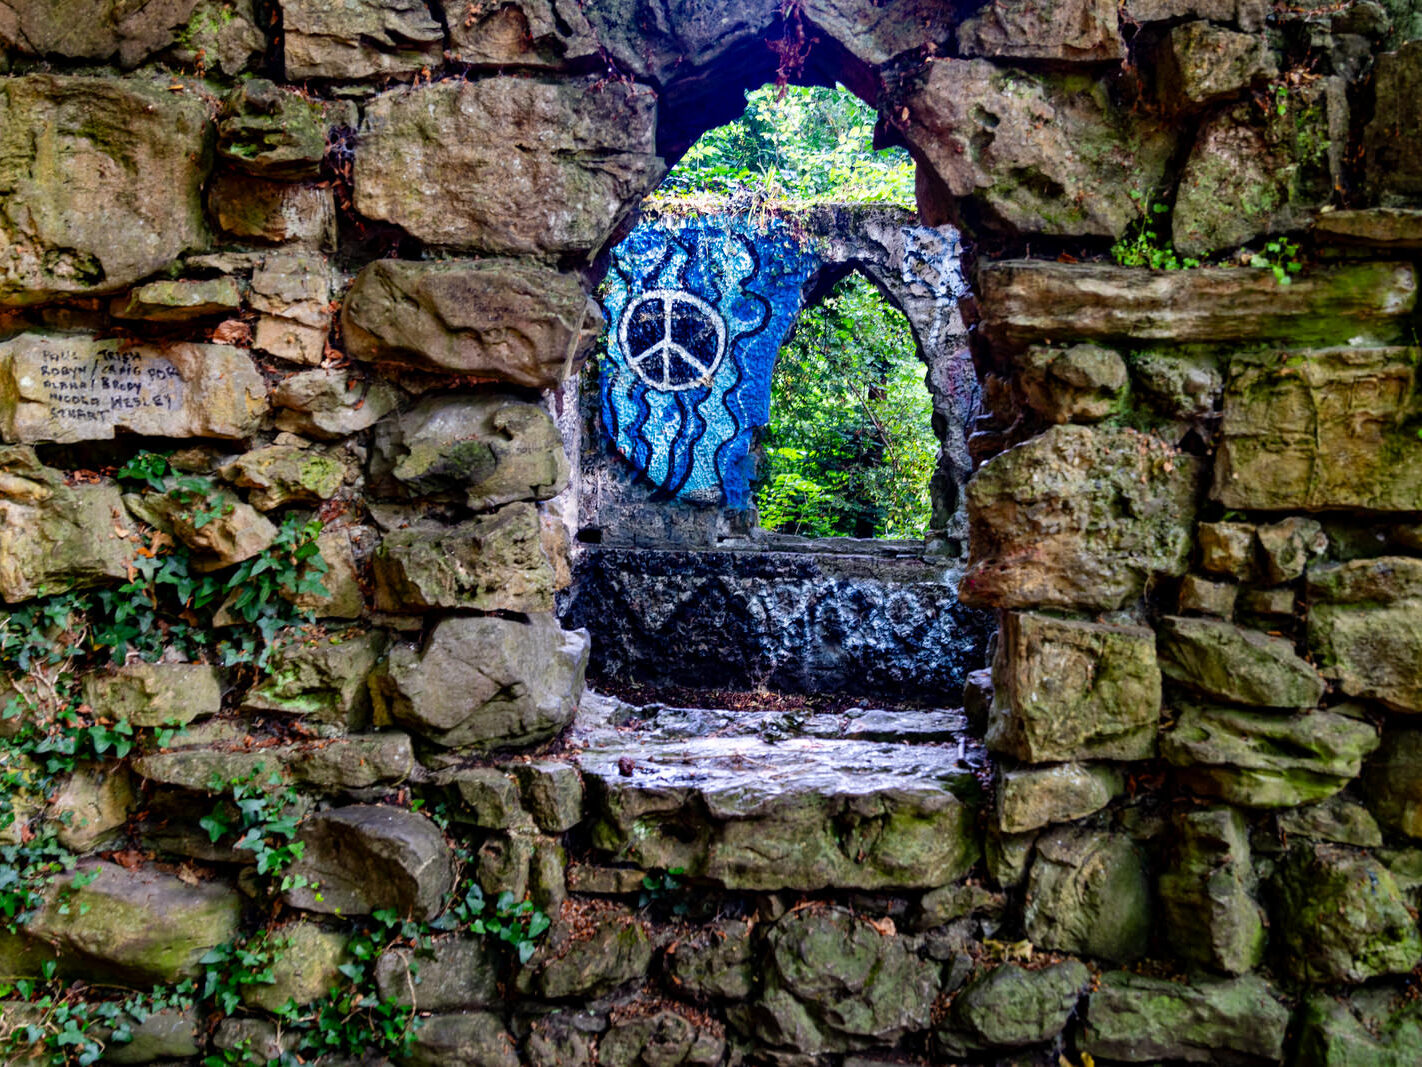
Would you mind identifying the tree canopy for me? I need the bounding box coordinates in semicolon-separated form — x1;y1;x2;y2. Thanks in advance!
658;84;915;205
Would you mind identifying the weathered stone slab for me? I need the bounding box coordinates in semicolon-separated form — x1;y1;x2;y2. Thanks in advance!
1214;347;1422;511
1158;615;1325;708
372;502;560;613
1274;843;1422;983
1174;78;1343;257
133;734;414;792
975;260;1417;351
742;907;939;1055
1161;704;1380;807
1024;827;1151;962
956;0;1122;61
285;804;454;920
220;443;348;511
371;392;568;508
1315;207;1422;247
372;613;589;751
988;612;1160;763
27;861;241;985
894;60;1174;238
354;78;663;257
1084;972;1289;1062
446;0;601;66
240;922;348;1013
110;278;242;323
344;259;601;386
0;75;212;304
169;0;265;75
1308;557;1422;712
0;446;137;602
0;335;267;444
1365;43;1422;205
1277;793;1382;848
1158;807;1266;975
962;425;1201;610
281;0;443;79
578;701;980;892
0;0;201;66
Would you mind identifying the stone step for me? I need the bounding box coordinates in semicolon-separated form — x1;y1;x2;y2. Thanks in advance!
572;692;983;893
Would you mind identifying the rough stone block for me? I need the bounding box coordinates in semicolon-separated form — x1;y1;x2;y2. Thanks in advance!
82;663;221;727
936;960;1090;1058
1157;21;1276;108
741;907;939;1055
0;446;138;602
372;503;561;614
600;1010;725;1067
208;174;335;247
1024;827;1152;963
285;804;454;920
1364;42;1422;205
987;612;1161;763
0;335;267;444
894;60;1174;239
1215;347;1422;511
216;78;326;179
1017;343;1128;424
665;919;756;1000
271;367;400;440
1157;615;1325;708
1157;807;1266;975
515;761;584;833
240;922;348;1013
1174;77;1343;257
1297;986;1422;1064
1161;704;1380;807
0;75;212;304
242;630;386;727
1178;574;1237;618
281;0;443;79
110;278;242;322
962;425;1201;610
996;762;1123;833
401;1012;519;1067
375;936;500;1010
1083;972;1289;1062
373;613;588;751
1364;729;1422;839
354;78;663;257
518;913;652;999
1273;843;1422;983
1121;0;1266;29
370;392;569;509
956;0;1122;60
1308;557;1422;712
0;0;202;65
220;443;349;511
344;258;601;387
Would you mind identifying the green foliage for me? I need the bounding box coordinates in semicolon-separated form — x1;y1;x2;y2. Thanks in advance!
200;937;279;1016
0;453;328;676
0;978;196;1067
0;834;82;933
199;766;310;892
637;866;690;917
1110;199;1200;270
756;275;936;538
431;880;552;964
1248;237;1302;285
659;85;913;205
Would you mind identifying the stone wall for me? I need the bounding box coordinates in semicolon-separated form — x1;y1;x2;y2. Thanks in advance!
1;0;1422;1064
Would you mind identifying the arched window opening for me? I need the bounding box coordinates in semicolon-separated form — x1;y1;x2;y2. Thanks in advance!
756;272;936;540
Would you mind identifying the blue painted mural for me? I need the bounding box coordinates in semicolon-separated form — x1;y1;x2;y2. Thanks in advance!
600;214;822;508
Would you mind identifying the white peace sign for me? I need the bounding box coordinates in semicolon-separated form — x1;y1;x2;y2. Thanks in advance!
618;289;727;392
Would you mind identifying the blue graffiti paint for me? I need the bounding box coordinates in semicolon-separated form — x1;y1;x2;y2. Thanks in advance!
601;214;821;508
